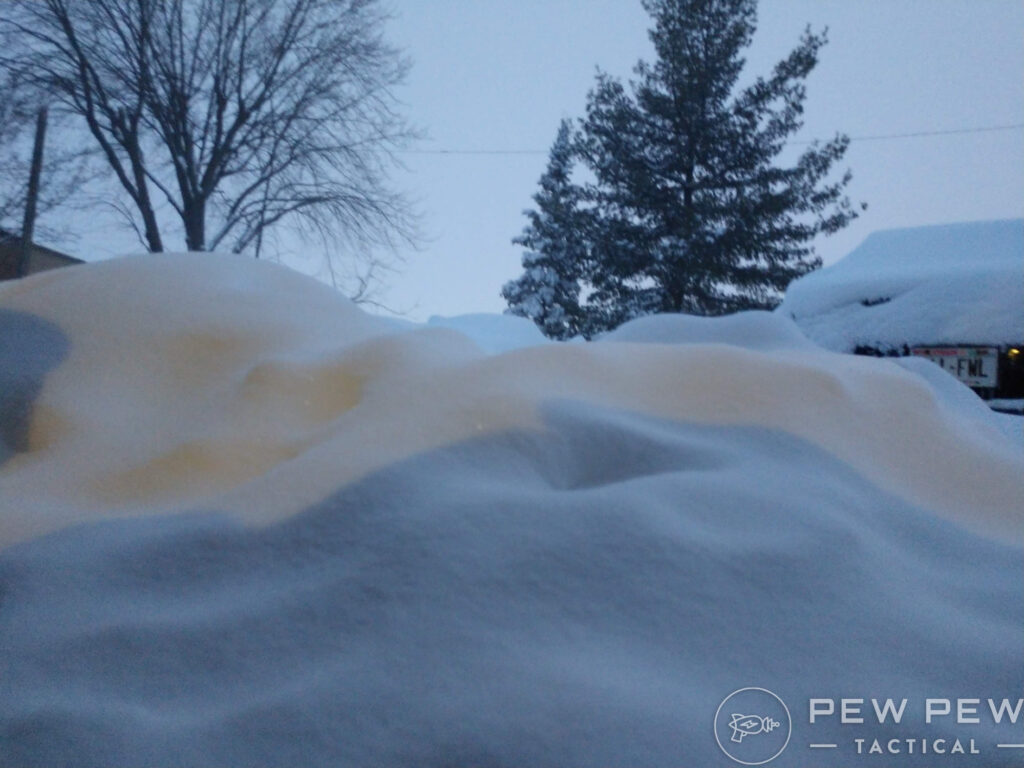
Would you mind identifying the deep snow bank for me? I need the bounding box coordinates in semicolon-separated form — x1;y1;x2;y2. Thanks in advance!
780;218;1024;352
0;254;1021;766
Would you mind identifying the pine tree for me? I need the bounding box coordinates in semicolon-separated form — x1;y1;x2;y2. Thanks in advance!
502;120;589;340
505;0;861;336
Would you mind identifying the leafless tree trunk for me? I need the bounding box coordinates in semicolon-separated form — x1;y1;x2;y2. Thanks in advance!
0;0;416;287
0;72;93;246
17;108;47;277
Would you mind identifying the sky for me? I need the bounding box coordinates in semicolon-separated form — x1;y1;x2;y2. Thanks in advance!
376;0;1024;320
35;0;1024;321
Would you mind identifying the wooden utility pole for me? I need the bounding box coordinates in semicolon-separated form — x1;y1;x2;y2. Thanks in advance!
18;107;48;278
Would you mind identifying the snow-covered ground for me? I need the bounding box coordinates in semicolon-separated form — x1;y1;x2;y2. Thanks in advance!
780;218;1023;353
1;253;1021;766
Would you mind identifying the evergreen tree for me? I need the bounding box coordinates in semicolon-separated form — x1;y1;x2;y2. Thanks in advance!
505;0;861;336
502;120;589;340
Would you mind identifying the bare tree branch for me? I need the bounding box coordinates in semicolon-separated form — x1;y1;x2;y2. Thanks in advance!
0;0;417;296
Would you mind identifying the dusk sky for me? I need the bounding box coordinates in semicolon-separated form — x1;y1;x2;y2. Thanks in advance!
56;1;1023;320
378;0;1023;319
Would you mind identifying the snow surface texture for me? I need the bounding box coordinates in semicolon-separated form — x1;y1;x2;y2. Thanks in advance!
0;254;1021;767
780;218;1024;351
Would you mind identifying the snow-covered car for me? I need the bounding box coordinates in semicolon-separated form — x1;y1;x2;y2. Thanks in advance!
780;219;1024;408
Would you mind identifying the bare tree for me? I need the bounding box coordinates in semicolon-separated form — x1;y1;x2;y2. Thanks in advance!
0;71;91;239
0;0;415;279
0;73;36;228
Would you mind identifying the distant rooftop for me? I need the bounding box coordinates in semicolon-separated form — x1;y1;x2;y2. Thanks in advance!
0;228;83;281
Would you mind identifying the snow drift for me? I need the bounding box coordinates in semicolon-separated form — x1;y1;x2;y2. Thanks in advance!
780;218;1024;352
0;253;1021;766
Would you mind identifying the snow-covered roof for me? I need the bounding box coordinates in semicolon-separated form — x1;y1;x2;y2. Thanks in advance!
0;253;1020;765
780;219;1023;351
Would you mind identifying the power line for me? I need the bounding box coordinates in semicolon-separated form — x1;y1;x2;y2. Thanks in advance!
402;148;545;156
791;122;1024;145
401;122;1024;156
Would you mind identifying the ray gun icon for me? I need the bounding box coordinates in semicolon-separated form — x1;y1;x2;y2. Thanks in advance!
728;713;781;742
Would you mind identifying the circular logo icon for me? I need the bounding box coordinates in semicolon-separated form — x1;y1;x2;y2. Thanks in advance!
714;687;791;765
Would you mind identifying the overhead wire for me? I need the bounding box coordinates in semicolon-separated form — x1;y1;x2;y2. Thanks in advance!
400;122;1024;156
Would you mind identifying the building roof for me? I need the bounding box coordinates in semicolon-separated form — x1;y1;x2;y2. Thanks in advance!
0;227;82;265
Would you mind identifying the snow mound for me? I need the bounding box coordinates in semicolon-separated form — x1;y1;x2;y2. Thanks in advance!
427;312;550;354
603;310;819;351
1;253;1021;766
780;219;1024;351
